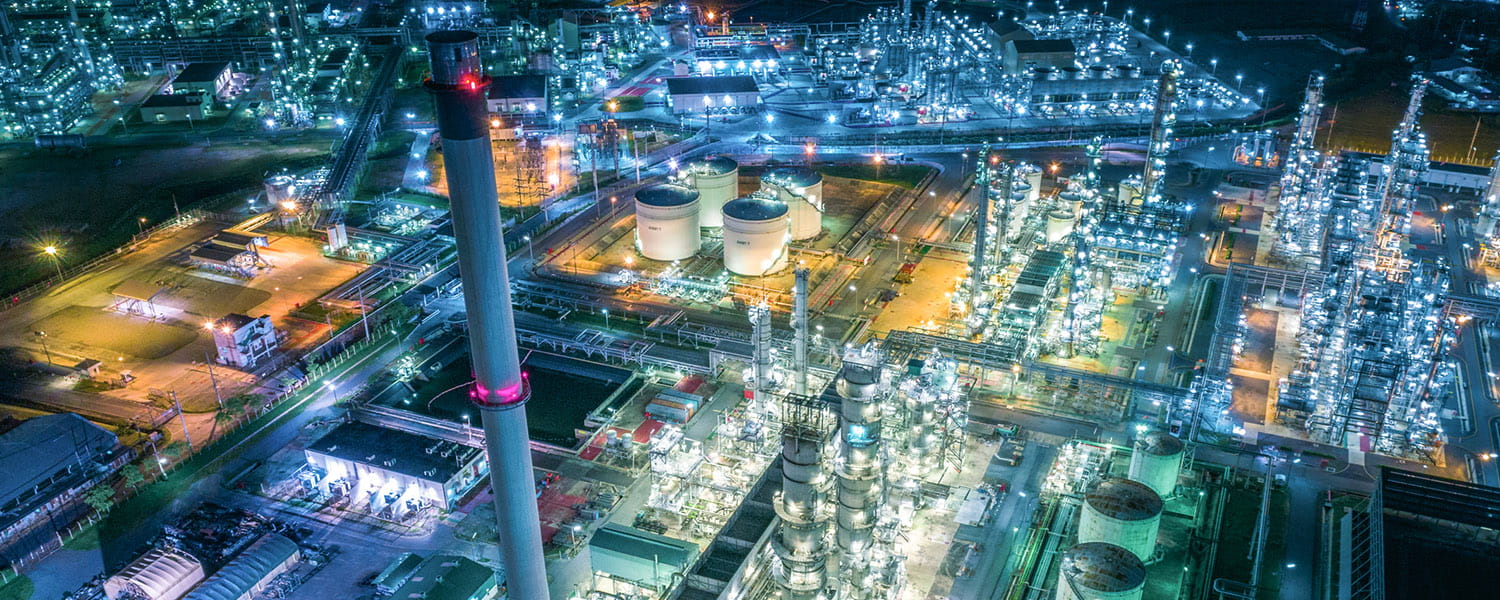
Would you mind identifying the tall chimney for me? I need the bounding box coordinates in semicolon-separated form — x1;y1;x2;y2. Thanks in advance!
425;30;548;600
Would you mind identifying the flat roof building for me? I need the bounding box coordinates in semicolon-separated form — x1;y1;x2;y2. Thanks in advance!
140;94;210;123
209;313;279;370
389;554;498;600
303;422;486;511
170;62;234;99
665;76;760;115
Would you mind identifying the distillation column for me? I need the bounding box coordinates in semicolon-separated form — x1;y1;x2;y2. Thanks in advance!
834;344;886;600
1141;60;1181;203
772;395;833;600
749;300;776;418
424;30;548;600
793;267;811;397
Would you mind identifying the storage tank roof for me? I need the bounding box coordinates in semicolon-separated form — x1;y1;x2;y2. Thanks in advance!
723;194;788;221
1135;431;1185;456
762;166;822;188
1061;542;1147;592
688;156;738;176
1085;478;1162;520
637;183;700;207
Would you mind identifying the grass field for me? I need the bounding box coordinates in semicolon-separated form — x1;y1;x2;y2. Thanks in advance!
0;137;334;295
0;576;32;600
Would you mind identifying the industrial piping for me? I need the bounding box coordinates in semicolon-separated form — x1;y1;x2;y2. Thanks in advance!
424;30;549;600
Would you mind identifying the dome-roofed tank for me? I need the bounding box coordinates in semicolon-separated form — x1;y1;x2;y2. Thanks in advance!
684;156;739;228
761;167;824;241
634;183;702;261
722;193;789;276
1055;542;1147;600
1078;478;1162;561
1046;207;1077;243
1128;431;1185;498
264;175;297;206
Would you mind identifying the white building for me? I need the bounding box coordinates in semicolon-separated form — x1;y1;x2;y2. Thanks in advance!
665;75;761;115
209;313;280;369
487;74;549;116
105;546;205;600
303;422;486;511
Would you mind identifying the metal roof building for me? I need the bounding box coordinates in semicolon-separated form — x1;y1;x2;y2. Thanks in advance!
104;546;205;600
181;533;299;600
0;413;121;569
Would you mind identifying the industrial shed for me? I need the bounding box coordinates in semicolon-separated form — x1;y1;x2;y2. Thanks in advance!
104;546;205;600
589;523;698;590
181;533;299;600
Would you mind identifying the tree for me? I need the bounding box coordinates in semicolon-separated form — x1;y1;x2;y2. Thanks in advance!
121;466;145;490
83;486;114;514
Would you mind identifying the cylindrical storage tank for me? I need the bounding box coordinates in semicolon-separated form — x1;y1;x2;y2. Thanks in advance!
1128;431;1185;498
1046;208;1076;243
1025;168;1044;204
686;156;738;228
264;175;297;206
635;183;702;261
1054;542;1147;600
722;194;789;276
1077;478;1162;561
761;167;824;241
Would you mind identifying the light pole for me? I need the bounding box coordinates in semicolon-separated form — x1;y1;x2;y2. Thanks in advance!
892;234;902;264
137;217;147;235
33;331;52;366
1185;42;1193;59
323;380;342;405
523;235;534;264
602;308;610;329
1235;73;1244;92
1211;58;1218;76
42;245;64;282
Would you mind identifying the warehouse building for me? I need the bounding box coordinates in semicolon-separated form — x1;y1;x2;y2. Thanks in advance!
487;74;549;116
665;76;760;115
0;414;124;570
104;546;205;600
140;94;210;123
303;421;486;511
182;533;299;600
388;554;498;600
589;523;698;593
168;62;235;99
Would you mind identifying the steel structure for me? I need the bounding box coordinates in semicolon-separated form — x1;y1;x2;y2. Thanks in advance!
1269;73;1331;269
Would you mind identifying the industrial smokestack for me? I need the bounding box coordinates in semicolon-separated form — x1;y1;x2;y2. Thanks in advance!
425;30;548;600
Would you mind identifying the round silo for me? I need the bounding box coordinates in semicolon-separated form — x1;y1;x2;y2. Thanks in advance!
761;167;824;241
264;175;297;206
685;156;738;228
722;194;789;276
1128;431;1185;498
1077;478;1162;561
1055;542;1147;600
635;183;702;261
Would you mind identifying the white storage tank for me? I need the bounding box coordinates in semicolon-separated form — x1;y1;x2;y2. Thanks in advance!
1045;208;1076;243
1077;478;1162;561
761;167;824;240
1054;542;1147;600
635;183;703;261
722;193;789;276
684;156;739;228
1128;431;1185;498
264;175;297;206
